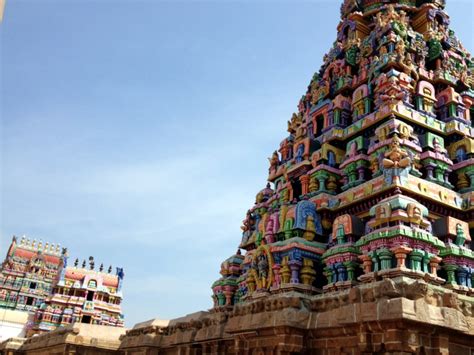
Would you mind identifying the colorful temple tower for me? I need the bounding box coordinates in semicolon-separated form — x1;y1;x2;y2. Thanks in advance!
0;236;66;312
1;0;474;353
30;256;125;334
212;0;474;306
0;236;125;339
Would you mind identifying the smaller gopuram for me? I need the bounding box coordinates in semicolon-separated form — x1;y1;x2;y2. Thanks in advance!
30;256;125;334
0;236;66;312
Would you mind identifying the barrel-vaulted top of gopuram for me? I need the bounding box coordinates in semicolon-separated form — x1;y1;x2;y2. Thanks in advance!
341;0;446;18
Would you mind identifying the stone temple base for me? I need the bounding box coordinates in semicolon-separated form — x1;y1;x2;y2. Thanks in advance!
2;277;473;355
120;277;473;355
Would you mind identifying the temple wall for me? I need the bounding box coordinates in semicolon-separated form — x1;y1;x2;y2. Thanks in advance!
118;278;473;355
0;279;472;355
0;310;31;342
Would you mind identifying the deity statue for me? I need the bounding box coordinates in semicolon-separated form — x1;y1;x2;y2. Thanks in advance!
257;254;269;289
268;151;279;172
370;155;380;174
383;135;412;169
295;144;305;163
264;218;275;244
401;53;419;81
287;113;304;136
455;224;466;246
311;152;319;168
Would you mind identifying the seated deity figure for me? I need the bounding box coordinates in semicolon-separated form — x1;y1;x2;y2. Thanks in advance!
383;135;411;169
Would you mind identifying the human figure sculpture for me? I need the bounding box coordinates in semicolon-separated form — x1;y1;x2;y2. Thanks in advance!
295;144;305;163
257;254;269;289
455;224;466;246
401;53;419;81
383;135;411;169
264;219;275;244
455;147;467;162
311;152;319;168
328;151;337;167
268;151;279;171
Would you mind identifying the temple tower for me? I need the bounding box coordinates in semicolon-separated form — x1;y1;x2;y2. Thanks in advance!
212;0;474;308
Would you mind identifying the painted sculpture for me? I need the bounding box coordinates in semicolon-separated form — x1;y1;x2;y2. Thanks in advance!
212;0;474;307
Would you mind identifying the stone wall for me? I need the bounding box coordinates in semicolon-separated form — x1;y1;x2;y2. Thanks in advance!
120;277;474;355
1;278;472;354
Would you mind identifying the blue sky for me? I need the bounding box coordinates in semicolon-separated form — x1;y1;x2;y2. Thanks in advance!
1;0;473;326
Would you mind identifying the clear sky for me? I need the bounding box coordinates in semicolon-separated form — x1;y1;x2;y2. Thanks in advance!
1;0;473;327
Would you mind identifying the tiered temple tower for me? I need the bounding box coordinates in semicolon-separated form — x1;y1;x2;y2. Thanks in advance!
30;256;125;334
212;0;474;307
0;236;66;312
0;237;125;338
2;0;474;353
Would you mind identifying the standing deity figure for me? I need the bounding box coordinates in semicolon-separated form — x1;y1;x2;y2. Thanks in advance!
455;224;466;246
295;144;305;163
257;254;269;289
383;136;411;169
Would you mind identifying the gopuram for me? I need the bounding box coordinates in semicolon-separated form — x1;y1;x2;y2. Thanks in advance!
121;0;474;353
2;0;474;354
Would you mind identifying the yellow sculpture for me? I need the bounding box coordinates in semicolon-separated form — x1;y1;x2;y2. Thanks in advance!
383;135;411;169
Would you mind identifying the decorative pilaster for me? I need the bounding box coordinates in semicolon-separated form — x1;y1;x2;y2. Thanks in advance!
378;249;393;270
410;250;424;272
391;245;412;269
288;259;302;284
444;264;458;286
344;261;358;282
429;256;442;276
300;175;310;195
359;255;373;274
